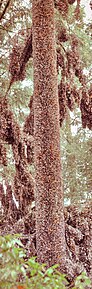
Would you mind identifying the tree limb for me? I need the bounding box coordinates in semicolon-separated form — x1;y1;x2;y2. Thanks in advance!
0;0;11;21
0;0;3;8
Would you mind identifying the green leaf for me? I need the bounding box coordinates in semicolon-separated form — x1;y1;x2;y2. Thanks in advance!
11;270;17;279
14;239;24;247
46;267;54;276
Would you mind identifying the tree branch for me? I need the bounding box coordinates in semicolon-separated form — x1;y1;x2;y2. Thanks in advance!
0;0;3;8
0;0;11;21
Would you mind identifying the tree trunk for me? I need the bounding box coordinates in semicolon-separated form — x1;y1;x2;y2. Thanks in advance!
32;0;66;268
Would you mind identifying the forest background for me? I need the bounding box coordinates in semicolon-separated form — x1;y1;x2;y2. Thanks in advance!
0;0;92;287
0;0;92;207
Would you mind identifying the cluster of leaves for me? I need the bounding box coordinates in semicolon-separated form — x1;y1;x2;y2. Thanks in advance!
0;235;91;289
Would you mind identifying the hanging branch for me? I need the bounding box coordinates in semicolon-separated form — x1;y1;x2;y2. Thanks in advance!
0;0;3;8
4;28;32;97
0;0;11;21
0;96;34;213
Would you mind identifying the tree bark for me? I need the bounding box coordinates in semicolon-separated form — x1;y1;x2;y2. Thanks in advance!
32;0;66;268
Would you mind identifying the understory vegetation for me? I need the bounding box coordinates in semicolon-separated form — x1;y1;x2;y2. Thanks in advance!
0;235;91;289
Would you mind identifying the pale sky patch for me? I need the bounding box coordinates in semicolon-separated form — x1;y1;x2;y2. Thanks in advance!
81;0;92;22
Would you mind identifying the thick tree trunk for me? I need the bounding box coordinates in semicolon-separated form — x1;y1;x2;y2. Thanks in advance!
32;0;66;268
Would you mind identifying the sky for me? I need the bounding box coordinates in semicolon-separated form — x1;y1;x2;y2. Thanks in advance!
81;0;92;22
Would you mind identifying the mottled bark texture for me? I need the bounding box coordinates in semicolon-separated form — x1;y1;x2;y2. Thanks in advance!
32;0;66;268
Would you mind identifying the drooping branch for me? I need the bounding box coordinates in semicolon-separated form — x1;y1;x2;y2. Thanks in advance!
9;29;32;81
0;142;7;166
23;95;34;137
0;0;3;9
0;97;34;214
4;3;91;131
80;87;92;130
0;0;11;21
5;28;32;96
54;0;68;15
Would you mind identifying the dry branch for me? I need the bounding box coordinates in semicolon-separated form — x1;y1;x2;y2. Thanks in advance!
0;0;11;21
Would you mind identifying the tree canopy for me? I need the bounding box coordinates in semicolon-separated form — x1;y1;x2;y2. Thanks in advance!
0;0;92;208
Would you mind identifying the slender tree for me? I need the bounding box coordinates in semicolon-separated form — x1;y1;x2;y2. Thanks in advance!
32;0;66;268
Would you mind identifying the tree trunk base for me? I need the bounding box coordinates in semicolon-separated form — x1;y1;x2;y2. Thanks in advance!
0;201;92;282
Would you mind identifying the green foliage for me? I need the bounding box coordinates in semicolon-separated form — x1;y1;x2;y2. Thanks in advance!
0;235;91;289
74;272;91;289
0;234;26;288
60;109;92;205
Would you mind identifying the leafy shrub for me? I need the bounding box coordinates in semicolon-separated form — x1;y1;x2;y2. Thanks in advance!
0;235;91;289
